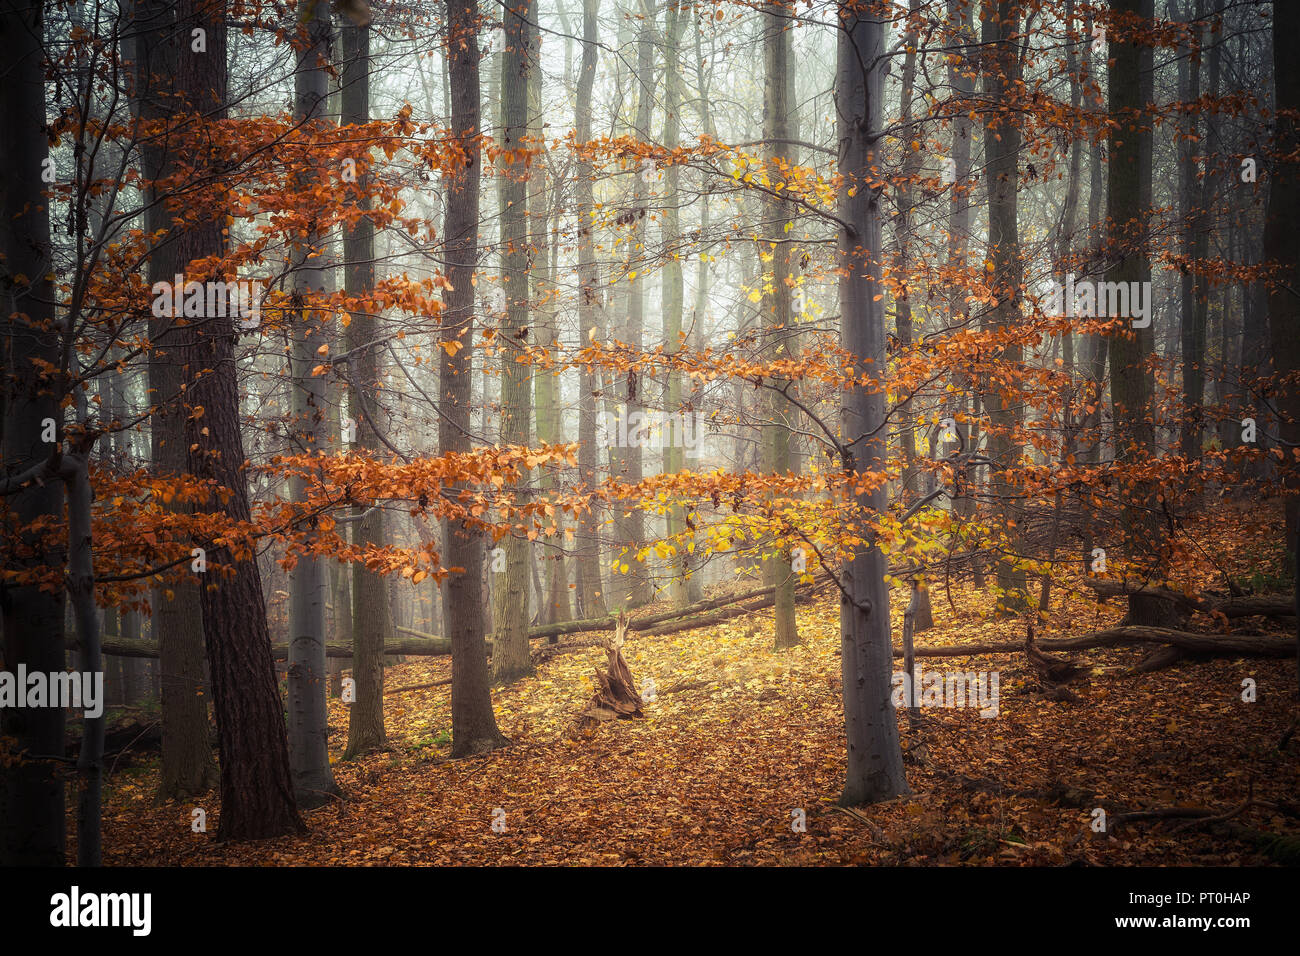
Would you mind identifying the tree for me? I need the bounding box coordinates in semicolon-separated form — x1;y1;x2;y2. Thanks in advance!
530;26;570;630
127;0;219;801
285;0;342;805
608;0;654;611
663;1;692;610
441;0;509;754
980;0;1028;612
173;0;304;840
572;0;608;620
1263;0;1300;686
340;7;391;757
491;0;536;685
0;0;68;866
945;0;986;589
760;0;799;648
1106;0;1181;627
836;0;909;807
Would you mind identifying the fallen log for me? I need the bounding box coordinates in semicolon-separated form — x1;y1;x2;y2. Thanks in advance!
101;621;1288;663
883;627;1291;660
96;575;831;660
1086;579;1294;618
636;582;830;638
1044;626;1293;657
98;636;454;660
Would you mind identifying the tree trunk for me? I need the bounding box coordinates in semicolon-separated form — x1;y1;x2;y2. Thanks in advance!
127;0;219;803
945;0;984;589
1;0;71;855
609;0;653;611
68;455;104;865
287;0;341;806
442;0;509;755
663;2;691;610
174;0;304;841
573;0;608;621
0;0;67;865
529;40;570;631
341;10;390;758
894;0;921;500
761;0;799;648
1107;0;1181;628
1079;5;1108;567
1178;0;1205;463
1264;0;1300;693
980;0;1028;612
836;2;909;807
491;0;536;685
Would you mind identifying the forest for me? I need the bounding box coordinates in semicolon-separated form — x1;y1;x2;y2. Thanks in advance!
0;0;1297;883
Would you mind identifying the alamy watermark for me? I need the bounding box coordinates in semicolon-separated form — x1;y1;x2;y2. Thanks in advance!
50;886;150;936
0;666;103;719
151;274;263;330
891;664;999;717
601;406;702;453
1041;273;1151;328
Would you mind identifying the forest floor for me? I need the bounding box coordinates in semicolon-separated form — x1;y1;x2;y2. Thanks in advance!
92;513;1299;866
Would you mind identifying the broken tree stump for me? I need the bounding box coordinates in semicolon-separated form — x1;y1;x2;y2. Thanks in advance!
577;612;644;727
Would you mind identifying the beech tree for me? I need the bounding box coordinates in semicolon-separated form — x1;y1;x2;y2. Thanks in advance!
441;0;509;755
835;0;909;806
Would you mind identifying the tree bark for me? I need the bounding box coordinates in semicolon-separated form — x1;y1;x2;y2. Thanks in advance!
836;1;909;806
1263;0;1300;693
980;0;1028;612
341;11;391;758
491;0;536;685
131;0;218;804
761;0;800;649
0;0;68;865
442;0;509;755
287;0;341;806
663;2;692;610
1107;0;1181;628
573;0;608;621
67;455;104;865
174;0;304;841
609;0;654;611
529;37;570;631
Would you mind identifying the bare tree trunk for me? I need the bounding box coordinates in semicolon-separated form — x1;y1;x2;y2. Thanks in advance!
0;0;67;864
67;454;104;865
1181;0;1222;468
1263;0;1300;691
761;0;799;648
663;2;691;609
340;10;391;757
442;0;509;754
1108;0;1181;628
174;0;304;841
491;0;536;685
980;0;1027;612
286;0;341;806
573;0;607;620
529;24;570;631
128;0;218;803
609;0;654;611
836;1;909;807
893;0;921;499
1079;5;1108;568
945;0;984;589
